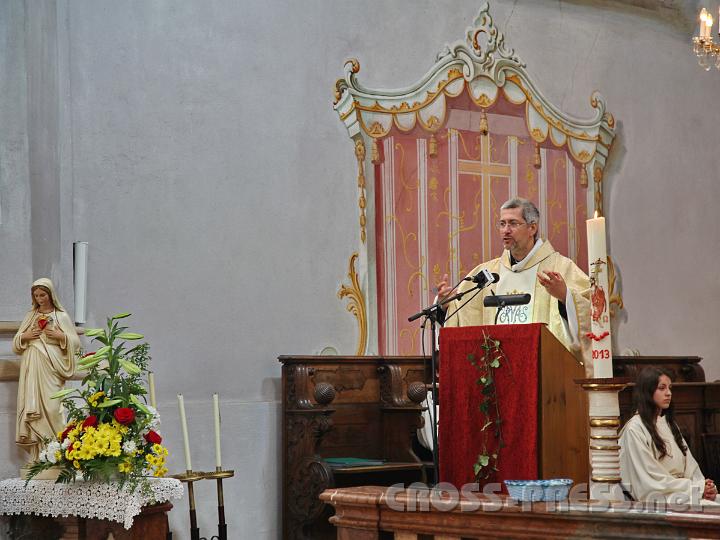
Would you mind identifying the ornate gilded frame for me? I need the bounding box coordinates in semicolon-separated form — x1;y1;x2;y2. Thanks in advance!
334;2;618;355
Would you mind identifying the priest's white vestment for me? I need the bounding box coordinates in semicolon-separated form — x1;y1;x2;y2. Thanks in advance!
443;239;592;375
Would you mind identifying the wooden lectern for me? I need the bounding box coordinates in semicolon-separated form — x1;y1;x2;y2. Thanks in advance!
439;323;589;488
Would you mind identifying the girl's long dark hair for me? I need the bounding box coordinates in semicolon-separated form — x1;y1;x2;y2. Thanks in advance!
633;367;687;459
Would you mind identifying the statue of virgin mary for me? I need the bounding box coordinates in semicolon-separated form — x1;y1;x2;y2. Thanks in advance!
13;278;80;461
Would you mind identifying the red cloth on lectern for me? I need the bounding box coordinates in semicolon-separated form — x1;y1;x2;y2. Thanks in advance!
438;323;541;489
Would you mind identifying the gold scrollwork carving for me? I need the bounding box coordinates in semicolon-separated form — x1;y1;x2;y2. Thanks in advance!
608;255;624;315
604;112;615;129
333;78;345;105
533;142;542;169
579;165;588;187
345;58;360;74
428;134;438;157
338;252;367;356
355;139;368;243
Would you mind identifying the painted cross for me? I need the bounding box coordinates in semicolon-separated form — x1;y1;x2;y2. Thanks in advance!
457;133;512;261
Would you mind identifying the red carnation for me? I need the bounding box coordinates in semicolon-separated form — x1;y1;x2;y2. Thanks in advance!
60;423;75;441
82;415;98;429
113;407;135;425
144;430;162;444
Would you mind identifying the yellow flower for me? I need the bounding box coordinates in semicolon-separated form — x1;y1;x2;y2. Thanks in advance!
111;419;129;435
118;460;133;473
88;391;105;407
73;460;81;469
152;443;168;456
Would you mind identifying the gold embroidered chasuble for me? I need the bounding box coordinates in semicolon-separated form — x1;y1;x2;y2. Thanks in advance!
443;240;592;375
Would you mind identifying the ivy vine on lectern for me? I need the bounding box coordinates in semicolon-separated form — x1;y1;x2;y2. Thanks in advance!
467;331;510;481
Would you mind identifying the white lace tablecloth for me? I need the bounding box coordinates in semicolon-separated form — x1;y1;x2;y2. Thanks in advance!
0;477;183;529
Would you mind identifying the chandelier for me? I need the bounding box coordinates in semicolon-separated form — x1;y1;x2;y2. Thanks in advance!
693;8;720;70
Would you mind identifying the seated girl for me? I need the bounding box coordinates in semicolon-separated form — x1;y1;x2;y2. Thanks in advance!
619;367;717;505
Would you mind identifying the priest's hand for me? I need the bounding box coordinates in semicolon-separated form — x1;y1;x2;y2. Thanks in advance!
538;271;567;301
436;273;453;311
704;478;717;501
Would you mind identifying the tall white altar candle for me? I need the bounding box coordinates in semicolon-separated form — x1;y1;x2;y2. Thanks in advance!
213;393;222;468
73;241;89;324
177;394;192;471
586;213;613;378
148;372;157;409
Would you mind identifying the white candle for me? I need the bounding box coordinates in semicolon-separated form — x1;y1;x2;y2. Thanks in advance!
586;212;613;378
213;393;222;468
177;394;192;471
148;372;157;409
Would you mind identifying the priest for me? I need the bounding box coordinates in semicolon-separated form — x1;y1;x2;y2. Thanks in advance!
438;197;592;374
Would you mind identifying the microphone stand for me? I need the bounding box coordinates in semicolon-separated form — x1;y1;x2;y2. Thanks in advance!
493;294;506;325
407;284;487;486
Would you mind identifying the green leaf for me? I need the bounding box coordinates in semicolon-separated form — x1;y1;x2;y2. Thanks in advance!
493;340;500;347
480;377;487;384
97;398;123;408
84;328;105;337
112;312;131;320
95;345;112;356
473;463;481;475
130;394;150;414
478;454;490;467
119;359;141;376
118;332;143;340
78;359;101;370
490;359;500;368
78;354;98;365
50;388;75;400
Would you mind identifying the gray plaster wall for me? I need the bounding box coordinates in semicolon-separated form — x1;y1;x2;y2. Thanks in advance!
1;1;719;538
0;0;32;319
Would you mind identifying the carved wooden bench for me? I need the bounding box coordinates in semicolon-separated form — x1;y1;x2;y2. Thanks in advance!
280;355;430;540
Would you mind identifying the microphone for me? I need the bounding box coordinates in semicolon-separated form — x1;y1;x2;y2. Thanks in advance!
483;294;531;307
464;269;500;287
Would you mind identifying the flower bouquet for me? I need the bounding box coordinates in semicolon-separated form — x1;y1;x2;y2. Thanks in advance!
25;312;169;485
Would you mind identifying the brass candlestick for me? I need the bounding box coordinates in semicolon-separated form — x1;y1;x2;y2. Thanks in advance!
201;467;234;540
172;470;204;540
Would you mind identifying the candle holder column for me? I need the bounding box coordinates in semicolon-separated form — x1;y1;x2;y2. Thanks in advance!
583;213;626;501
576;379;629;501
173;470;204;540
202;468;234;540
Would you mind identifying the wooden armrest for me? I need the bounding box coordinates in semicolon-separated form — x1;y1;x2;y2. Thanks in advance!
331;462;424;474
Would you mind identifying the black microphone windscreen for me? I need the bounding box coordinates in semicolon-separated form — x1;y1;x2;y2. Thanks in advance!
483;293;531;307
